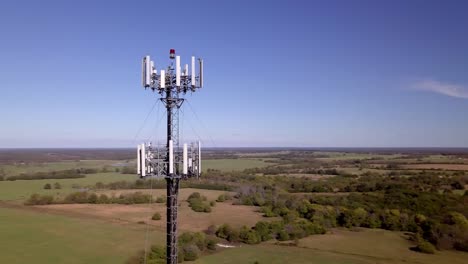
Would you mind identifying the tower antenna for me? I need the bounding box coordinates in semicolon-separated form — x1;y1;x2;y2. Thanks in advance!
138;49;204;264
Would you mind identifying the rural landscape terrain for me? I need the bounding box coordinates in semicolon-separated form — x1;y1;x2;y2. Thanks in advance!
0;148;467;264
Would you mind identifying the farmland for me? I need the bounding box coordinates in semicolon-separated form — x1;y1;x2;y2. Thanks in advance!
0;148;467;263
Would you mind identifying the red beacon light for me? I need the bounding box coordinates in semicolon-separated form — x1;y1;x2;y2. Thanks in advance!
170;49;175;59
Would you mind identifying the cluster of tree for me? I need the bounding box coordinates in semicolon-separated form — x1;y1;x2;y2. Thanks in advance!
187;192;213;213
235;182;468;253
43;182;61;189
25;191;153;205
126;232;217;263
96;178;233;192
6;169;86;181
216;193;232;202
215;220;326;245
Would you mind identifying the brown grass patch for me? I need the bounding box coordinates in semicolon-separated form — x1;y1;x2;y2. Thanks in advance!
36;189;266;232
402;164;468;171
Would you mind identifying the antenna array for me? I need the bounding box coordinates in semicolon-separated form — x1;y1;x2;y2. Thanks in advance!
137;49;204;264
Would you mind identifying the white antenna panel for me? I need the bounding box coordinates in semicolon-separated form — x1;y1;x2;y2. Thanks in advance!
169;140;174;174
199;59;203;88
141;143;146;177
191;56;195;87
160;70;165;88
176;56;181;86
137;144;141;175
144;56;151;87
183;143;188;175
198;141;201;175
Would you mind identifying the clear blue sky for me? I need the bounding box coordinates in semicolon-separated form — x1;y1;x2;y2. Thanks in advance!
1;0;467;148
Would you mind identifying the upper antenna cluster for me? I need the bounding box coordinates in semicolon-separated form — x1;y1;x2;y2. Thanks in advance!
142;49;203;93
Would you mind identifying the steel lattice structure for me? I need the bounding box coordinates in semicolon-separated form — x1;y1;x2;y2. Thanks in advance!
137;49;203;264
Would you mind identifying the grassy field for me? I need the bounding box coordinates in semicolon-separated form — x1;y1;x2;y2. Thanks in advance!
38;188;266;232
202;158;270;172
195;244;374;264
402;164;468;171
0;160;125;176
0;172;136;201
0;207;164;264
194;228;468;264
314;152;404;161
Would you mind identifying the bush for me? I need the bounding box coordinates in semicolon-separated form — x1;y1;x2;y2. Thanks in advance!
216;224;240;242
216;193;232;202
156;196;166;203
53;182;61;189
152;212;161;220
206;238;217;250
188;192;212;213
182;244;200;261
415;239;436;254
43;183;51;189
25;193;54;205
206;225;217;236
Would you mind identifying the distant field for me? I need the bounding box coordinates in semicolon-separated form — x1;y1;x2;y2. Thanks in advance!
202;158;270;172
0;160;124;176
0;172;136;201
0;207;164;264
402;164;468;171
315;152;404;161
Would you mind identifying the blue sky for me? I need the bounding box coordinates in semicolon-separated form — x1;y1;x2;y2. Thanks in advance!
1;0;467;148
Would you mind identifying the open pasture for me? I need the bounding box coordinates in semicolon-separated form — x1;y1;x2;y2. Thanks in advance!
0;172;135;201
195;228;468;264
401;163;468;171
0;207;164;264
35;188;265;232
202;158;270;172
0;160;124;176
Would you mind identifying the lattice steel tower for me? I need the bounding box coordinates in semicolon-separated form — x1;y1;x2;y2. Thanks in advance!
137;49;203;264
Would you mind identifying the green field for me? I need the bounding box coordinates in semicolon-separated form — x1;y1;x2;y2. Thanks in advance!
202;158;269;172
0;160;124;176
194;229;468;264
194;244;373;264
0;172;136;201
0;207;164;264
314;152;404;161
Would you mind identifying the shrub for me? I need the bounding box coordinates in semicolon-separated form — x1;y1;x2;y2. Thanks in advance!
277;230;290;241
216;224;239;242
43;183;51;189
25;194;55;205
415;239;436;254
156;196;166;203
98;194;110;204
206;238;217;250
216;193;232;202
152;212;161;220
206;225;217;235
188;192;212;213
87;193;98;204
53;182;61;189
182;244;200;261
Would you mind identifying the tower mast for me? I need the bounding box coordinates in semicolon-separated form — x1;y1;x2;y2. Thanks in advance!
137;49;203;264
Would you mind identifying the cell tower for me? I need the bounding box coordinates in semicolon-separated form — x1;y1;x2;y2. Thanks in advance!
137;49;204;264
